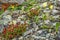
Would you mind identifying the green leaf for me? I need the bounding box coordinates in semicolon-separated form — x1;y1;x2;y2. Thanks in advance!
22;2;29;5
34;16;39;23
41;25;48;29
42;14;47;20
17;5;23;10
0;9;4;15
56;22;60;32
56;22;60;27
24;6;32;11
7;6;12;10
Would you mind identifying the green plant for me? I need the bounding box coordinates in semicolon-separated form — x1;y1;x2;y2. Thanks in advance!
0;9;4;15
7;5;17;11
42;14;47;20
34;16;39;23
55;22;60;32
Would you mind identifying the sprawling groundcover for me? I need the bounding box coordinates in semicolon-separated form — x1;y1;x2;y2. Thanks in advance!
0;0;60;40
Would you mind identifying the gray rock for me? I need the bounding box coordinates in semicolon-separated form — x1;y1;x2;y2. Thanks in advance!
3;15;12;22
0;24;4;33
9;0;24;4
52;9;59;15
1;0;9;3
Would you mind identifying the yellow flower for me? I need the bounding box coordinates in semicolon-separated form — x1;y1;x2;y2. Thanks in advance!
42;2;47;7
49;5;54;9
11;5;14;9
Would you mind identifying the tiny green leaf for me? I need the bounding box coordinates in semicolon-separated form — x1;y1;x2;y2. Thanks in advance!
56;22;60;32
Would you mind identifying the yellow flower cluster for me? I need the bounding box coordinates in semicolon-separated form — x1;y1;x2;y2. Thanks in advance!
42;2;54;9
42;2;48;7
49;5;54;9
11;5;15;9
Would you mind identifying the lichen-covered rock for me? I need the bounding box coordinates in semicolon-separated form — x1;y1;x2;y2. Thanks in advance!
1;0;25;4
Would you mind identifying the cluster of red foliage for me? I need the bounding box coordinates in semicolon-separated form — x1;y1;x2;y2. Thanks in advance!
2;22;27;39
2;3;10;11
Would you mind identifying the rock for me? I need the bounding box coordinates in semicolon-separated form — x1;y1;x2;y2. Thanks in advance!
3;20;9;25
53;15;59;19
52;9;59;15
3;15;12;22
46;39;49;40
33;22;38;31
55;36;60;40
44;20;50;24
23;29;34;36
19;36;23;40
17;18;21;22
1;0;9;3
1;0;24;4
16;0;25;4
37;30;43;34
20;21;24;24
9;0;24;4
0;24;4;33
13;11;19;13
46;33;51;38
12;38;16;40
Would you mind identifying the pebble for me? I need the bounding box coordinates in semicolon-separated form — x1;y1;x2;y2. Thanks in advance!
44;20;50;24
